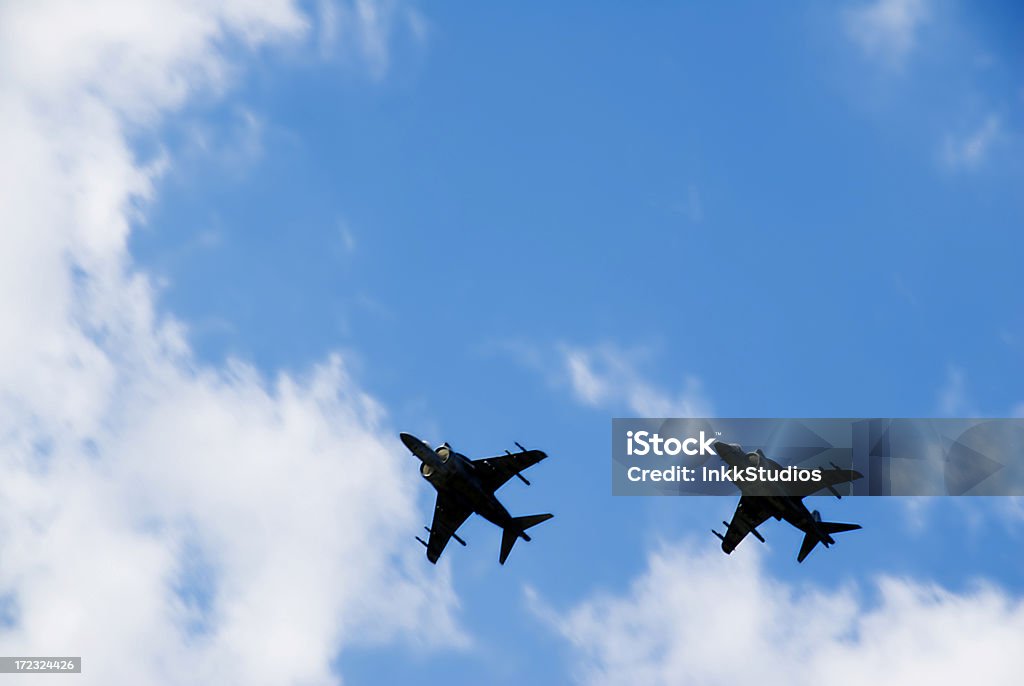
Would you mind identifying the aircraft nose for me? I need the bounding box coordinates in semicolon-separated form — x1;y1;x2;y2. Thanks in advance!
713;441;736;455
399;432;419;452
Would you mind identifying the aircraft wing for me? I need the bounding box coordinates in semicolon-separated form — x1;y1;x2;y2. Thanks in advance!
425;492;472;564
786;467;863;498
720;496;771;554
471;449;548;493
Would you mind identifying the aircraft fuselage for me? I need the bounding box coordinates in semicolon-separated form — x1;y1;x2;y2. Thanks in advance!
714;442;835;545
400;432;515;529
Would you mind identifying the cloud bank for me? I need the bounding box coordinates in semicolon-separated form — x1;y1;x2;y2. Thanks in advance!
0;1;458;684
531;541;1024;686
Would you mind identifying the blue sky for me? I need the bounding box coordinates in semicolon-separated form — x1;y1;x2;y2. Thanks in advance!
137;1;1022;415
125;2;1024;683
2;1;1022;684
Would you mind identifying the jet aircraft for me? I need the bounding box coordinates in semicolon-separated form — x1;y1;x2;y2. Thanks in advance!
399;432;553;565
711;441;863;562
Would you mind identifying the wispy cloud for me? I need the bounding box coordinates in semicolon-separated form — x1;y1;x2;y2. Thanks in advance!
530;540;1024;685
1002;497;1024;523
940;115;1003;171
901;496;936;534
936;365;976;416
317;0;428;78
559;343;711;417
844;0;930;69
338;218;358;255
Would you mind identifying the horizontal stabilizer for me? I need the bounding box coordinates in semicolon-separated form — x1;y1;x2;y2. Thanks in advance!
499;513;554;565
797;532;819;563
797;521;862;563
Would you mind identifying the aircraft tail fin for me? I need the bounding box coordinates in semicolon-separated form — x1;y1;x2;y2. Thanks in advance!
797;521;861;563
499;513;554;565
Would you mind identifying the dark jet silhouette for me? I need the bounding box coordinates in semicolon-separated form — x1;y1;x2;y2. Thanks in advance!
711;441;863;562
400;432;553;565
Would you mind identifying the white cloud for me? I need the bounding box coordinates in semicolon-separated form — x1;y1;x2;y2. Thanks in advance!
531;540;1024;686
844;0;930;69
559;344;710;417
0;1;460;684
941;115;1003;171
